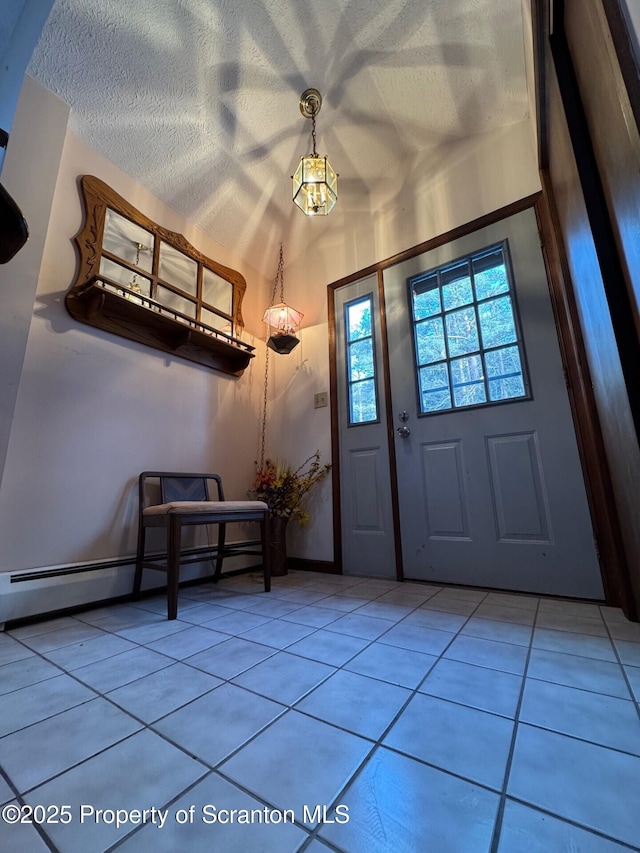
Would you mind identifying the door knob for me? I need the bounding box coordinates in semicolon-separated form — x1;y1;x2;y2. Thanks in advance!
397;425;411;438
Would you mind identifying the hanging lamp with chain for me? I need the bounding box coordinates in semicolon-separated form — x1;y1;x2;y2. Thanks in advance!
292;89;338;216
262;244;303;355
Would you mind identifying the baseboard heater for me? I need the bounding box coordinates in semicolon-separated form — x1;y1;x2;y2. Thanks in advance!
0;540;261;627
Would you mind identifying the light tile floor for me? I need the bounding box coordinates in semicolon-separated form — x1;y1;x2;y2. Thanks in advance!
1;571;640;852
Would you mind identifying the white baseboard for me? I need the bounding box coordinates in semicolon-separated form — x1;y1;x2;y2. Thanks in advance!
0;547;258;626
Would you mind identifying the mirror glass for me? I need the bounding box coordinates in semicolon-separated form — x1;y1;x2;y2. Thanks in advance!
99;257;152;297
203;268;233;315
103;209;153;272
159;241;197;296
156;285;196;320
201;306;233;334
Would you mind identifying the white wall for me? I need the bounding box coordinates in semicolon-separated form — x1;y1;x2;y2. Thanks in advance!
0;79;270;575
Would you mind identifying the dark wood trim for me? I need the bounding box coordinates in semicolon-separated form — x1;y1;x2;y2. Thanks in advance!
327;283;343;573
287;557;340;574
550;11;640;442
377;268;403;581
532;0;640;619
536;183;631;610
531;0;550;169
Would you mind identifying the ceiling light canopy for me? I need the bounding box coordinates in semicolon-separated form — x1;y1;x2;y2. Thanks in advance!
292;89;338;216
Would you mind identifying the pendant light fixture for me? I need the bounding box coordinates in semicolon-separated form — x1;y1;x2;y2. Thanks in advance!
292;88;337;216
263;244;303;354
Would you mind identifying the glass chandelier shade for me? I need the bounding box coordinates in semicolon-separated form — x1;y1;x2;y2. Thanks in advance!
293;156;337;216
263;245;303;354
263;301;304;354
292;89;337;216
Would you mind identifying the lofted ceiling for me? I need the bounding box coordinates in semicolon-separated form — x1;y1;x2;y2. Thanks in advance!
27;0;531;278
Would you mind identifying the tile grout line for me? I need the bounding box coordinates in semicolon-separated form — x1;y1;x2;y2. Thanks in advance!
488;594;540;853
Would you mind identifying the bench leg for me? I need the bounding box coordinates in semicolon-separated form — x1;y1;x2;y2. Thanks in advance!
133;524;146;598
261;513;271;593
167;514;182;620
212;522;226;583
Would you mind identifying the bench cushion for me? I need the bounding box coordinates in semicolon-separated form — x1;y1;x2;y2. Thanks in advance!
144;500;269;516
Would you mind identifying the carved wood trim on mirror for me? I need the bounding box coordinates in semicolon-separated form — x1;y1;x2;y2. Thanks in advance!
66;175;255;376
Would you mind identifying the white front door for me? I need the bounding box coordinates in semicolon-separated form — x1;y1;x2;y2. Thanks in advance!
382;208;603;597
334;275;397;578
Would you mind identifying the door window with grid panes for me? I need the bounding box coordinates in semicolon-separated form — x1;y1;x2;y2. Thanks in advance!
409;242;530;414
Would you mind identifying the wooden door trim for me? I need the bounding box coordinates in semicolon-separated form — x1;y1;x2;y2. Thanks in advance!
536;183;630;609
376;268;403;580
532;0;639;617
327;281;343;573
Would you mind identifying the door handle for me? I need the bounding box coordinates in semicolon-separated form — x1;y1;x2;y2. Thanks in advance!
397;425;411;438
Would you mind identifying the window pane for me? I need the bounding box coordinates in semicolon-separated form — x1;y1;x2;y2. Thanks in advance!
419;363;451;412
348;339;374;381
450;354;486;407
350;379;377;423
416;317;446;365
486;345;525;400
347;299;372;341
412;276;440;320
485;345;522;379
473;250;509;300
489;375;525;400
478;296;517;349
442;263;473;310
445;307;479;357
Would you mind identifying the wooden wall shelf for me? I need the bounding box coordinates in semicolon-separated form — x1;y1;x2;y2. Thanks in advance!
67;176;254;376
66;279;254;375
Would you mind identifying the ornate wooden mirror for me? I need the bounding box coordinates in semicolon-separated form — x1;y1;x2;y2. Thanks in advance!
66;176;254;375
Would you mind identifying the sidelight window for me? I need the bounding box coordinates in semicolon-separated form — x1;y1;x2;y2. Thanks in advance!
345;294;379;424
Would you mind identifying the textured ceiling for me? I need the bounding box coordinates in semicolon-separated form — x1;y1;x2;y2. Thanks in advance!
27;0;529;277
